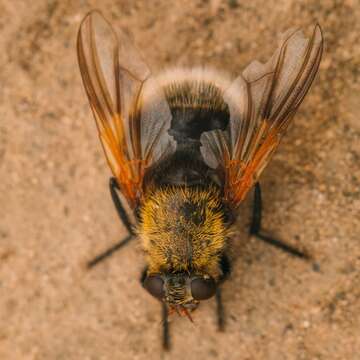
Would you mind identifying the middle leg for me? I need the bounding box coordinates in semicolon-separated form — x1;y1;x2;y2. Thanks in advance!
87;177;136;268
250;182;309;259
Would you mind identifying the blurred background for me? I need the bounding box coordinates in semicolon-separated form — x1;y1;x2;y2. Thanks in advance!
0;0;359;359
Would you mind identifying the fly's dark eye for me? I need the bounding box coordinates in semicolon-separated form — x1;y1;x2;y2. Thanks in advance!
143;275;164;300
191;277;216;300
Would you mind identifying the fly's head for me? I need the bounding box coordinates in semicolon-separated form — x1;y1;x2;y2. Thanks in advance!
142;272;217;320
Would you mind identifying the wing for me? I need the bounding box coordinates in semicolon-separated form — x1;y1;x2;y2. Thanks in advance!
201;25;323;208
77;10;175;208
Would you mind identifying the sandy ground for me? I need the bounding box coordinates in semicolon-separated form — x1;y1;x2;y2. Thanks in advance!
0;0;359;359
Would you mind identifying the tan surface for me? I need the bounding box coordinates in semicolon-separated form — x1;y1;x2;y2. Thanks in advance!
1;1;359;359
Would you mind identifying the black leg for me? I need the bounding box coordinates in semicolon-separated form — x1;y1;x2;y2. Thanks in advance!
215;287;225;331
162;302;170;350
250;182;262;235
219;254;231;281
214;254;231;331
250;183;310;260
140;269;170;350
109;177;135;236
87;234;134;268
87;178;136;268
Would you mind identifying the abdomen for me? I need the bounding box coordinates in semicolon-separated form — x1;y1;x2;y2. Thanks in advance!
145;68;231;188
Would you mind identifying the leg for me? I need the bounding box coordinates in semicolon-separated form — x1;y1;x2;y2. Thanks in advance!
215;254;231;331
162;302;170;350
109;177;135;236
87;178;135;268
140;268;171;350
250;183;309;259
87;234;133;268
215;287;225;331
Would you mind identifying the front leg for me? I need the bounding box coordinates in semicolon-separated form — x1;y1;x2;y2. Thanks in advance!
87;177;136;268
215;288;225;331
140;268;171;350
162;302;170;350
215;254;231;331
250;182;309;259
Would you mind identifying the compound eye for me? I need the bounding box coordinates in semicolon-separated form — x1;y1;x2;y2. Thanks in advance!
143;275;165;300
191;277;216;300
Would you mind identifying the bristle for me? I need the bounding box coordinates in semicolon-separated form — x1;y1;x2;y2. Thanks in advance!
138;185;228;279
142;67;240;114
137;68;237;279
155;67;232;91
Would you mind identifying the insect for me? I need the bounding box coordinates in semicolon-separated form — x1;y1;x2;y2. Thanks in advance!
77;10;323;350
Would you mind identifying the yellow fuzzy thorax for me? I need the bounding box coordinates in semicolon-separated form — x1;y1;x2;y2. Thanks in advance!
138;185;228;280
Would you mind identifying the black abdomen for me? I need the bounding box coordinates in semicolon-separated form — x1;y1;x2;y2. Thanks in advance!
168;106;229;145
145;77;230;188
164;78;230;147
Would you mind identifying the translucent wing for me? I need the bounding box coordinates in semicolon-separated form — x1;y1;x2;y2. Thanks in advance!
201;25;323;208
77;10;174;208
